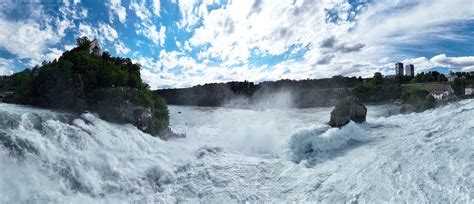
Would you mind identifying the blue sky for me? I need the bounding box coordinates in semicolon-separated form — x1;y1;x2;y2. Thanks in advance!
0;0;473;88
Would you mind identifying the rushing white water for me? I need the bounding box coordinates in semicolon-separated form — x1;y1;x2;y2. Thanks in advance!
0;100;473;203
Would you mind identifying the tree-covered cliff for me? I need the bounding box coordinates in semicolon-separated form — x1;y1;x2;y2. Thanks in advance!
1;37;170;137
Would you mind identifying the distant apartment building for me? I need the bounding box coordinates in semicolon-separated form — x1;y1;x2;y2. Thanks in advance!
405;64;414;77
395;62;404;75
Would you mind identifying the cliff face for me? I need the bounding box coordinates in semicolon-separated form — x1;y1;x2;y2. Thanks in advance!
91;87;178;138
93;87;153;131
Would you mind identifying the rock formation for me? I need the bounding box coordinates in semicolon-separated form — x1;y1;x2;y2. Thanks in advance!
328;97;367;128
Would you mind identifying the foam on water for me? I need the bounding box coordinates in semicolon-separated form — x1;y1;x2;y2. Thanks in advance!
0;104;180;203
0;100;473;203
287;121;368;164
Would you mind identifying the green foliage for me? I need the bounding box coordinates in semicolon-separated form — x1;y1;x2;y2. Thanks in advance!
370;72;383;85
400;88;435;113
331;99;351;118
76;36;91;47
9;69;34;104
452;79;466;95
134;90;170;135
352;73;401;103
3;36;170;136
414;71;447;83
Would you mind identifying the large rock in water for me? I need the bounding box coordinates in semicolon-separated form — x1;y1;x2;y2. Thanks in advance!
328;97;367;128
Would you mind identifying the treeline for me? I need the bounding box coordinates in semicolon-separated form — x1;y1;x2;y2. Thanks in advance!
0;37;169;135
352;72;401;103
156;76;361;108
451;72;474;95
156;70;473;111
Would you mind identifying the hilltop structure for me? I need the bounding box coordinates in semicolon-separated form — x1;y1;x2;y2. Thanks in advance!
89;39;101;56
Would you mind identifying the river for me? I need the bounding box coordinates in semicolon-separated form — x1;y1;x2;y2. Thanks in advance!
0;100;472;202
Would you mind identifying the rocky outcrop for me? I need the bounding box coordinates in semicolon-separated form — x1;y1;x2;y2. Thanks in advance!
158;127;186;141
328;97;367;128
91;87;183;139
94;87;152;131
0;92;13;102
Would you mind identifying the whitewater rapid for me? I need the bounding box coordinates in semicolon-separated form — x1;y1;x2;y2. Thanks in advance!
0;100;473;203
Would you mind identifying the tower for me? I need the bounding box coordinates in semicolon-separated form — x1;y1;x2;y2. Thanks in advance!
395;62;404;75
89;39;101;56
405;64;414;77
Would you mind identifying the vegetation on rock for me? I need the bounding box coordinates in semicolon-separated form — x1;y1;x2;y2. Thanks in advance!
0;37;169;136
328;97;367;128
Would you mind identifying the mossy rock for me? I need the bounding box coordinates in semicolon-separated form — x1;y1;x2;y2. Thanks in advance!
328;97;367;128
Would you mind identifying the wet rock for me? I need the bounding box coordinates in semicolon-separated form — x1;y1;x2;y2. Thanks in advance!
158;127;186;141
328;97;367;128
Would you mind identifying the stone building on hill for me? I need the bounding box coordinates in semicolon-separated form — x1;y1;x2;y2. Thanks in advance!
90;39;101;56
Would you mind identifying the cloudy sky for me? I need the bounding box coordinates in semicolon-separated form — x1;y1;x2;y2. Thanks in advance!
0;0;473;88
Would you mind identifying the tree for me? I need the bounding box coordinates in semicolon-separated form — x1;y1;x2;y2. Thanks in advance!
76;36;91;47
370;72;383;85
102;51;111;60
452;79;465;95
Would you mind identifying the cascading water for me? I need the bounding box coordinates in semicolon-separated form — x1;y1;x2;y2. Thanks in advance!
0;100;473;203
0;103;178;203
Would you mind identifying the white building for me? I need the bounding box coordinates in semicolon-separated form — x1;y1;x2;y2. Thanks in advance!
447;73;458;82
465;86;474;95
89;40;101;56
430;86;454;100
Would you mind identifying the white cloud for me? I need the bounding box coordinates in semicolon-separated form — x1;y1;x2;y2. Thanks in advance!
78;23;97;39
115;42;131;55
0;0;83;68
0;19;62;66
107;0;127;24
177;0;202;29
402;54;474;73
79;22;120;43
129;0;151;21
61;0;88;20
151;0;474;88
152;0;161;17
430;54;474;68
0;58;14;75
136;24;166;46
44;48;64;62
355;0;474;46
98;23;119;41
129;0;166;47
64;44;76;51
